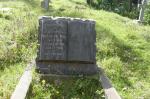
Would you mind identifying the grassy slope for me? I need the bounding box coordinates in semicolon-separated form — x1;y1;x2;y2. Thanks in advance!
0;0;150;98
0;62;25;98
0;1;37;98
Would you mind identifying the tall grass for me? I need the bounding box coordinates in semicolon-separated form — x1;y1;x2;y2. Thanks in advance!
0;1;38;68
0;1;38;98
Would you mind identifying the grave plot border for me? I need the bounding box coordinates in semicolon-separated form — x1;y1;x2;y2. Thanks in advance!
10;61;121;99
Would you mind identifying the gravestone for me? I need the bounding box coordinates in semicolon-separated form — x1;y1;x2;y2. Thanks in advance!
138;0;147;22
41;0;50;10
36;16;98;76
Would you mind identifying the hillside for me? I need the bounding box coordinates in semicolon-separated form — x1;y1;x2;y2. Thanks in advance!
0;0;150;98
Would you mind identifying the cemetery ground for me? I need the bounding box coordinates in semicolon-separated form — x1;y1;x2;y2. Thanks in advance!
0;0;150;99
26;72;104;99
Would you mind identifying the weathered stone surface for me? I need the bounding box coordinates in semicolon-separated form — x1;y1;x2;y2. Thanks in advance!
68;19;96;62
38;17;68;60
36;62;98;75
36;16;98;75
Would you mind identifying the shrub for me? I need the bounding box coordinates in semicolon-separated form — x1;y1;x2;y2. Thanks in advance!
87;0;139;19
0;13;3;18
144;4;150;24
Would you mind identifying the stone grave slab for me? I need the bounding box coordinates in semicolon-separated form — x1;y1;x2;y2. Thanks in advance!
36;16;98;76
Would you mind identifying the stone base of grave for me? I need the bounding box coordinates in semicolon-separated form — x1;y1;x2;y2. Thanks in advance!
39;73;100;82
36;61;99;76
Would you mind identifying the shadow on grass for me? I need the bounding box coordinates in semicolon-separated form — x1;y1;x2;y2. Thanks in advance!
0;59;22;71
69;0;88;7
96;24;149;86
20;0;40;8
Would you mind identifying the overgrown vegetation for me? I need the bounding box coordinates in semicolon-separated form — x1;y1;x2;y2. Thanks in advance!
145;4;150;24
27;73;104;99
0;1;37;98
0;0;150;99
0;1;37;67
86;0;150;24
86;0;139;19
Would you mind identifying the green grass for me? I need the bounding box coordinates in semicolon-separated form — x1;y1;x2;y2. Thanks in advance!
0;0;150;98
0;62;26;98
27;72;104;99
0;1;38;98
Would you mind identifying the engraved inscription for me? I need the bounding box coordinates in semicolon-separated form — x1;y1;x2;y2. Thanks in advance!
39;20;67;60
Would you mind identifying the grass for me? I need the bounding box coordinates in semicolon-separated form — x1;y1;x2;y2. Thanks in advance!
0;1;37;98
27;72;104;99
0;62;26;98
0;0;150;98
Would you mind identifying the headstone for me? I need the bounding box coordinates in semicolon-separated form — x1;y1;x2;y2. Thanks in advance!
138;0;147;22
36;16;98;76
41;0;50;10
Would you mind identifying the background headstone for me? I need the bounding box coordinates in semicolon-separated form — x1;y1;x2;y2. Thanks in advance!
41;0;50;10
36;16;98;76
138;0;147;22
